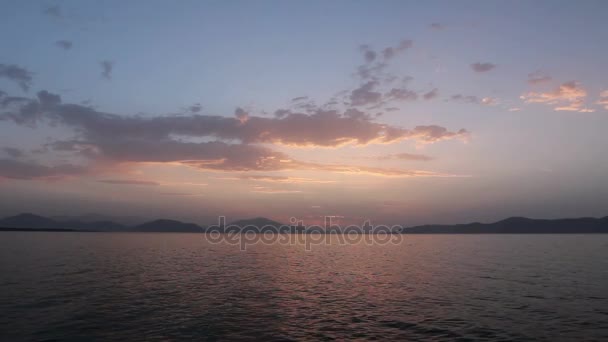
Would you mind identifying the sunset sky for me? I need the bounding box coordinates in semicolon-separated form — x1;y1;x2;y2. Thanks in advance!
1;0;607;226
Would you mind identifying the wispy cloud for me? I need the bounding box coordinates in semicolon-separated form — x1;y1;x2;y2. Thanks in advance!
251;186;302;194
220;175;335;184
527;71;552;85
429;23;446;30
423;88;439;100
370;152;434;161
98;179;160;186
55;40;73;50
0;64;34;92
0;159;86;180
160;192;205;196
100;60;113;80
471;62;496;73
43;5;62;19
451;94;498;105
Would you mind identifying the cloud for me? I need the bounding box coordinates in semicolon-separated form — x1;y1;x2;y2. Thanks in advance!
291;96;308;102
430;23;446;30
1;90;471;148
3;147;24;158
385;87;418;102
160;192;205;196
251;186;302;194
55;40;73;50
521;81;592;112
480;97;498;105
0;158;86;180
350;81;382;106
423;88;439;100
43;5;62;18
1;77;470;177
221;175;336;184
471;62;496;73
356;39;413;81
527;71;552;85
382;40;413;60
188;103;202;113
0;64;34;92
286;161;463;177
451;94;497;106
371;152;433;161
451;94;479;103
577;108;596;113
100;60;113;79
359;45;377;63
596;90;608;110
98;179;160;186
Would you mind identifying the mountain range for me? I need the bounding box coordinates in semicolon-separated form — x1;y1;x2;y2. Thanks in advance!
1;213;607;233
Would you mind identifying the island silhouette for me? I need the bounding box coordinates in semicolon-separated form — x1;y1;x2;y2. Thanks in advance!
1;213;607;234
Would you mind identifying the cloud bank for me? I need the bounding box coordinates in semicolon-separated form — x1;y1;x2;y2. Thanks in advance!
0;90;469;178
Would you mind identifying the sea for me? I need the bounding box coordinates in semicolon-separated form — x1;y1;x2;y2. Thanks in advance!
1;232;607;341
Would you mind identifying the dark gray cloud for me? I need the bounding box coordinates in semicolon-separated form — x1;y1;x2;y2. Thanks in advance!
100;60;113;79
3;147;24;158
0;64;34;92
359;45;377;63
0;158;86;180
291;96;309;102
451;94;497;105
385;87;418;102
471;62;496;73
430;23;445;30
55;40;73;50
356;39;413;81
188;103;202;113
451;94;479;103
350;81;382;106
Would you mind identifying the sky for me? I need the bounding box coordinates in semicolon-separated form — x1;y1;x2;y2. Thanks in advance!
1;0;608;226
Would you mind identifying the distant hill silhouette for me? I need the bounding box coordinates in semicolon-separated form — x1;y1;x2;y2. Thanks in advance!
401;216;608;234
0;213;58;229
1;213;608;233
133;219;203;232
0;213;127;231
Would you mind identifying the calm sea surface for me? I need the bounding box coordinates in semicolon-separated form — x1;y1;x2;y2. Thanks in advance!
1;232;607;341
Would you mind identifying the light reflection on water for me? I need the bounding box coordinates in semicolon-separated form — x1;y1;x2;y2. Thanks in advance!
1;232;607;341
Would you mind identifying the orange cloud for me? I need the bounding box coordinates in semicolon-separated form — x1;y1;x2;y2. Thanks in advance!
219;175;336;184
251;186;302;194
597;90;608;110
521;81;593;112
370;152;433;161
